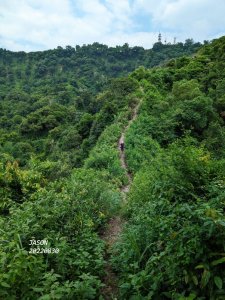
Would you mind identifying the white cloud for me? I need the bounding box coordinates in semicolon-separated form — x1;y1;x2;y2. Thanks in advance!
134;0;225;41
0;0;224;51
0;0;132;50
104;0;133;30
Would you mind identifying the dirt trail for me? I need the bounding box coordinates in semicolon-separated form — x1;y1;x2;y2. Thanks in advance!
119;101;141;193
101;100;141;299
100;216;123;299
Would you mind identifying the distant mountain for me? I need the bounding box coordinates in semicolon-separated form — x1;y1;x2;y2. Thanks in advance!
0;40;202;97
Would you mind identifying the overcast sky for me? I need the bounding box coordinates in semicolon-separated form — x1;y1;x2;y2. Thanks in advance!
0;0;224;52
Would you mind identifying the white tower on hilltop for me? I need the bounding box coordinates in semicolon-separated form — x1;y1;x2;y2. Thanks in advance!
158;32;162;43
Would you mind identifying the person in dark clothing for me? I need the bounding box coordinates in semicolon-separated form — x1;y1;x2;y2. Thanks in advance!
120;142;124;151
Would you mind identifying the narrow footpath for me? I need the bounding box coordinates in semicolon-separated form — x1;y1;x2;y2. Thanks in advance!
101;100;141;299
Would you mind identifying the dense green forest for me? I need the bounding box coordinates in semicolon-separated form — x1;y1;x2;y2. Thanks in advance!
0;36;225;299
0;40;202;174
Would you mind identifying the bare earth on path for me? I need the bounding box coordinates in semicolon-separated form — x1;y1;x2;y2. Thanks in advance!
101;99;141;299
100;216;124;299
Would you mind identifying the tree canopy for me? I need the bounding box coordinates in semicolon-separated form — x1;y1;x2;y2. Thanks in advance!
0;37;225;299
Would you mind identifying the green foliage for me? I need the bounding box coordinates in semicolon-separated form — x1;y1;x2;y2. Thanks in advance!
0;40;201;171
172;79;202;101
113;140;225;299
20;104;68;135
0;166;122;298
112;36;225;299
0;160;45;213
85;121;128;187
0;36;224;299
124;115;161;173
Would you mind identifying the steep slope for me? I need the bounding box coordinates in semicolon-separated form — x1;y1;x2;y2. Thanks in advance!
111;36;225;299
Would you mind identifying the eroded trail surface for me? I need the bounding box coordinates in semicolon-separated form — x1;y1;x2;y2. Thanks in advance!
100;216;123;299
101;100;141;299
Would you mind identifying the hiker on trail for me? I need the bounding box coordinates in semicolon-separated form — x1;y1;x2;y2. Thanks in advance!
120;141;124;151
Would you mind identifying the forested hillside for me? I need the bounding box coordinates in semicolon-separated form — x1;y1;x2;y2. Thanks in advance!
111;36;225;299
0;36;225;299
0;39;201;95
0;40;201;172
